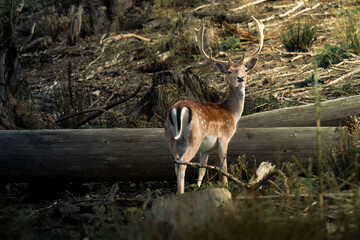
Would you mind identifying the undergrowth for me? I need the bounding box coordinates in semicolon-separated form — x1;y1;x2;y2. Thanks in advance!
279;21;316;52
314;7;360;69
314;44;351;69
243;94;299;115
335;6;360;55
324;117;360;186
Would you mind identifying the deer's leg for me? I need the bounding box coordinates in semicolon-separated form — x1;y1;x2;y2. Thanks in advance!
197;151;210;187
177;145;200;194
218;141;229;186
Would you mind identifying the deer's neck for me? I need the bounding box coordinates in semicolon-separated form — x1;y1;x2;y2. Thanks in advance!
219;84;245;123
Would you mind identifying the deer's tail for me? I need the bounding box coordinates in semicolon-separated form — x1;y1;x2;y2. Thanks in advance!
169;106;192;140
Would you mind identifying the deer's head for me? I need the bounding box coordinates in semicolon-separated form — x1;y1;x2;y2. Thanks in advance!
195;16;264;89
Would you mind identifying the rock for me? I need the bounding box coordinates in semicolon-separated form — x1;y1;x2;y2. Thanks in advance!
151;188;233;229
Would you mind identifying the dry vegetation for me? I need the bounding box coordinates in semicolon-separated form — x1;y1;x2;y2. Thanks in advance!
18;0;360;128
1;0;360;239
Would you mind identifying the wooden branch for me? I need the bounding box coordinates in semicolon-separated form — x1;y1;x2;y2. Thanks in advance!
325;68;360;86
288;2;321;19
88;34;151;68
102;33;151;44
174;160;247;187
0;127;340;182
258;1;304;24
75;86;141;128
193;3;220;11
20;22;36;51
238;95;360;128
55;108;107;123
230;0;267;12
24;37;51;50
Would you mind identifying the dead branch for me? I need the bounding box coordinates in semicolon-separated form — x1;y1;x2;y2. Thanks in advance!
230;0;267;12
20;22;36;51
258;1;305;24
88;33;151;68
222;21;258;40
55;108;107;123
288;2;321;19
102;33;151;44
193;3;220;11
325;68;360;86
75;85;142;128
174;160;247;187
174;160;289;193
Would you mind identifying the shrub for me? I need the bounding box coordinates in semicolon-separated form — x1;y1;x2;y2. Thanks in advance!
324;117;360;185
335;7;360;54
220;35;241;52
279;21;316;52
314;44;350;68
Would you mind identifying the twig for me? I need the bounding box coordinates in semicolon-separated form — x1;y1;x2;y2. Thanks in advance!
258;1;304;24
174;160;289;194
288;2;321;19
325;68;360;86
20;22;36;51
28;201;58;219
230;0;267;12
75;86;142;128
88;33;151;68
55;108;107;123
193;2;220;11
174;160;247;187
101;33;151;44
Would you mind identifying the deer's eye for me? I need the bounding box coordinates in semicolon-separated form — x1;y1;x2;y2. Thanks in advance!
228;70;232;74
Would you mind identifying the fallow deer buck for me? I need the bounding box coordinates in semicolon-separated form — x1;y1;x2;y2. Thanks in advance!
165;16;264;194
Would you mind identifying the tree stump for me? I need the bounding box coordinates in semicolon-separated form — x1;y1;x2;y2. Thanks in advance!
127;69;223;122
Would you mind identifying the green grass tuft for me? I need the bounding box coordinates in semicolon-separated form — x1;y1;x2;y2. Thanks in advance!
324;117;360;185
314;44;350;69
279;21;316;52
220;35;241;52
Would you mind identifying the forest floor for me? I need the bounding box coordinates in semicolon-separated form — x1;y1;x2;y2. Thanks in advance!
21;0;360;128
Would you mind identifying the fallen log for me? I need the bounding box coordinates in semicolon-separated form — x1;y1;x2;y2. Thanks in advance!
239;95;360;128
0;127;340;182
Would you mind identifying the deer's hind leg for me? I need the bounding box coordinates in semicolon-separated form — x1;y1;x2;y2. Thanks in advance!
197;151;210;187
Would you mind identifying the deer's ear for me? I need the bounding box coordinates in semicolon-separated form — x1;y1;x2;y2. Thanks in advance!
245;58;258;72
215;63;229;74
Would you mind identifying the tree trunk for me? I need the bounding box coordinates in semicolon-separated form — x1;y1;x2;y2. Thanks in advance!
238;95;360;128
0;1;57;129
0;127;339;182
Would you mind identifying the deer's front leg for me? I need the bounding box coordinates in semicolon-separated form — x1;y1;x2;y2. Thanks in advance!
197;151;210;187
218;141;229;186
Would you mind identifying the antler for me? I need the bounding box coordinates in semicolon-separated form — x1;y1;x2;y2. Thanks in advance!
195;16;264;64
243;16;264;63
195;25;229;64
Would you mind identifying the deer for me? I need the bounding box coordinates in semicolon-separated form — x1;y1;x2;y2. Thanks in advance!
164;16;264;194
